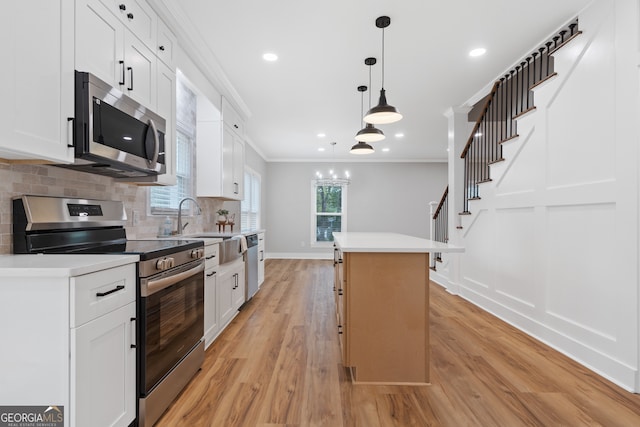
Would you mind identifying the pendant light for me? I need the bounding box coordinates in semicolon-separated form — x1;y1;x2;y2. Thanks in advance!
355;58;385;142
351;86;375;154
364;16;403;125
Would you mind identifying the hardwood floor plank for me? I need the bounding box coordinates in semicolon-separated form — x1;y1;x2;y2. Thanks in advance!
155;259;640;427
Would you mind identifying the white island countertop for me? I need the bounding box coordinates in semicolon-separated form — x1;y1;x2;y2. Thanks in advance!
0;254;140;277
333;232;464;253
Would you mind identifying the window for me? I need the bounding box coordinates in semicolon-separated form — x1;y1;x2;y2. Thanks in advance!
150;75;197;214
312;182;347;245
241;168;261;232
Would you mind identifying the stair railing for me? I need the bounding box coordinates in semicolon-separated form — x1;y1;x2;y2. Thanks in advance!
431;186;449;270
459;19;581;215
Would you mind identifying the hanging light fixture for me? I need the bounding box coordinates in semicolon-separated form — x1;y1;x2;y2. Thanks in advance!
364;16;403;125
351;86;375;155
316;142;351;186
355;57;385;142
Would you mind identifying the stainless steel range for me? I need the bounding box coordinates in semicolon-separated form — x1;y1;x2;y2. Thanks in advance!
12;195;205;427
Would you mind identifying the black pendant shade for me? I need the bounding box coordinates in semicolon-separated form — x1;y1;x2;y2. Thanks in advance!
364;16;402;125
356;57;386;142
350;141;375;154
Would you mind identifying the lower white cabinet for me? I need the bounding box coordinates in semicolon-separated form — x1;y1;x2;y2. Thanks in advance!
217;257;245;329
203;243;220;348
72;302;136;427
0;258;137;427
257;232;265;287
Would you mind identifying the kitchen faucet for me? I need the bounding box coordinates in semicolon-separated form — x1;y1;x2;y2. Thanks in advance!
176;197;202;235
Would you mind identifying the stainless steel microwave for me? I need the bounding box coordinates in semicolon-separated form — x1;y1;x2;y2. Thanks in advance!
58;71;166;179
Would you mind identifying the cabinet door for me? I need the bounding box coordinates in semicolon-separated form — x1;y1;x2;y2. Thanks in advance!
232;264;246;309
123;30;156;108
221;124;236;198
153;62;177;185
232;137;245;199
204;268;218;348
217;269;235;328
76;0;124;89
0;0;74;163
72;301;136;427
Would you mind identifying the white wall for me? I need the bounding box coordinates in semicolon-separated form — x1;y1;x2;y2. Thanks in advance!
439;0;640;392
266;162;447;258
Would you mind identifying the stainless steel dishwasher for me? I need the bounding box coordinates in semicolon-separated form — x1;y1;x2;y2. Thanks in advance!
245;233;259;301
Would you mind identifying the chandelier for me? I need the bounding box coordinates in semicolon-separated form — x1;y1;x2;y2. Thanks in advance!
315;142;351;186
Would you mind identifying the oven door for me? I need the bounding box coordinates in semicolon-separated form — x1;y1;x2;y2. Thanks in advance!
139;259;204;395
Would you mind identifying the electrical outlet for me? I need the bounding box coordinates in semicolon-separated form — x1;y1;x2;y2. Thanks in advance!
132;210;140;226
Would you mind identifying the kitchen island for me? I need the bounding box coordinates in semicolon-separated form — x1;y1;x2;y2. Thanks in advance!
332;232;463;385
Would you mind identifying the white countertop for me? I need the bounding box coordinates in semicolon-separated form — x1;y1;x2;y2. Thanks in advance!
0;254;140;277
333;232;464;253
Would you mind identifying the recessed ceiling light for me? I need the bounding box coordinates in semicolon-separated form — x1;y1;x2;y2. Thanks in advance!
263;52;278;62
382;147;390;152
318;147;325;152
469;48;486;57
446;148;450;152
317;133;326;138
395;133;404;138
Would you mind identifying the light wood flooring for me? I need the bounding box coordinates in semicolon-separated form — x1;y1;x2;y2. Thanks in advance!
156;259;640;426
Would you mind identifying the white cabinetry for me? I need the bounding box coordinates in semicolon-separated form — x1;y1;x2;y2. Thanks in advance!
197;97;245;200
203;243;220;348
0;257;138;427
217;257;245;329
0;0;74;163
258;232;265;286
76;0;156;108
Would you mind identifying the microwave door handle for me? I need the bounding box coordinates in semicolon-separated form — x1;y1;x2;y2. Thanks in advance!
148;119;160;166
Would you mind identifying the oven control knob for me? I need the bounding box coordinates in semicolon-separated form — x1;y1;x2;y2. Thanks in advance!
191;249;204;259
167;257;175;268
156;258;167;270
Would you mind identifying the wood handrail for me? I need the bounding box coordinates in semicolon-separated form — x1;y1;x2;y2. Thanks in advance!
433;186;448;219
460;80;500;159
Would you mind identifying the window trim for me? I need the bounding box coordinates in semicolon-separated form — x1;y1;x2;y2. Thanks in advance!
310;180;347;247
241;166;261;232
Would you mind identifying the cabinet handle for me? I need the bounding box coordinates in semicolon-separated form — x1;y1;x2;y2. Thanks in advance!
119;60;125;85
233;182;239;194
259;250;264;261
67;117;74;148
130;317;137;349
234;124;239;129
96;285;125;297
127;67;133;91
127;12;134;20
159;45;165;51
206;271;216;277
119;4;126;11
206;254;216;260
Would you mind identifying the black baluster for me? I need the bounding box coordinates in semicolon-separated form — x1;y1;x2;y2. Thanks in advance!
509;70;515;136
500;78;505;143
525;57;531;110
531;52;539;85
521;62;527;112
504;74;510;138
515;65;521;115
545;42;553;77
538;47;545;81
569;23;577;36
553;36;560;50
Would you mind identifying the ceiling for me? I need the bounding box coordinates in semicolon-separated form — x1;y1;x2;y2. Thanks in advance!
157;0;591;162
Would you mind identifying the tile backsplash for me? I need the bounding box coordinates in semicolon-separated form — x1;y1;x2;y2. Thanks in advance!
0;162;238;254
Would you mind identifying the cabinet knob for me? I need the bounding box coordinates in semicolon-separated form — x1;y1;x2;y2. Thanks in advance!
159;45;165;51
119;4;126;10
127;12;134;20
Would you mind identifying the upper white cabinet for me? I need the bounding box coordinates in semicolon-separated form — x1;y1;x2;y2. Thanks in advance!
0;0;74;163
76;0;156;108
197;97;246;200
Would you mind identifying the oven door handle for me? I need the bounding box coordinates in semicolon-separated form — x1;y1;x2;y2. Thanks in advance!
143;262;204;297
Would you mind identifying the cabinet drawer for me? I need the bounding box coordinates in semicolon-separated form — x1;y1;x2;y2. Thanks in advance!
71;264;136;327
205;244;220;269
